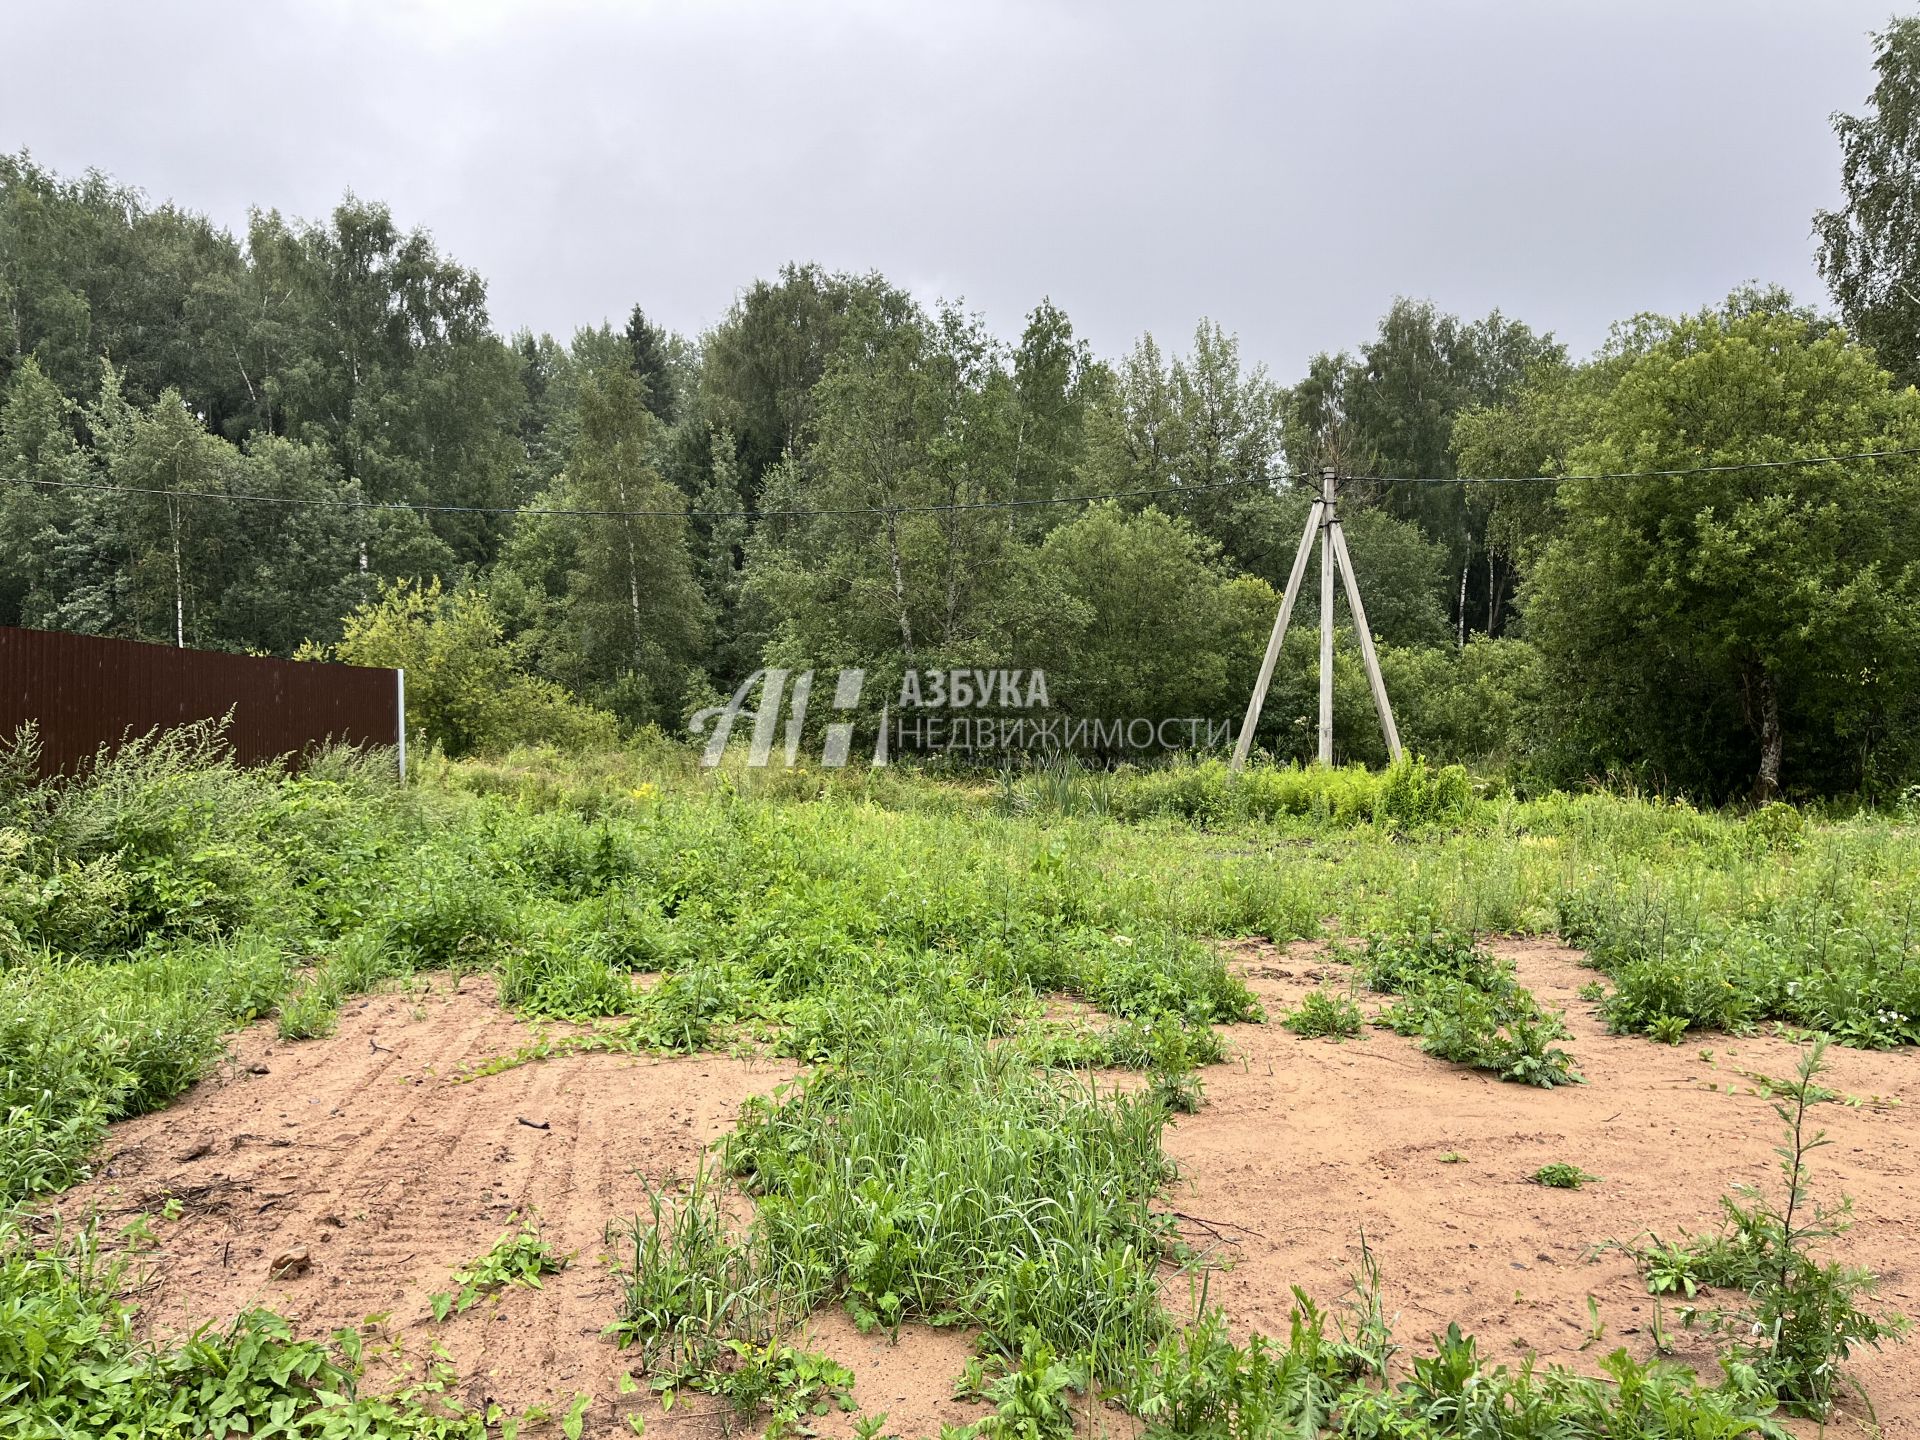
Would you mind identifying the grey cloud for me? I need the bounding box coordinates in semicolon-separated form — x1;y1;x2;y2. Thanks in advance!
0;0;1890;368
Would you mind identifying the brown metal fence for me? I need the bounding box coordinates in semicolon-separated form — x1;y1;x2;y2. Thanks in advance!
0;625;402;778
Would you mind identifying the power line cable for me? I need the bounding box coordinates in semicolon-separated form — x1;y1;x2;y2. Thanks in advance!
1369;446;1920;485
0;471;1298;520
4;447;1917;519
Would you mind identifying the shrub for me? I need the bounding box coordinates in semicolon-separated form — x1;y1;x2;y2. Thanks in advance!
13;722;284;953
324;578;617;758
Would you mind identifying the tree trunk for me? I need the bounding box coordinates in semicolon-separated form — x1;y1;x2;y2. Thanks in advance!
1752;670;1784;804
883;509;915;669
625;521;644;663
942;542;960;647
1487;548;1498;636
614;470;645;667
1008;413;1027;539
1456;537;1470;649
169;497;186;648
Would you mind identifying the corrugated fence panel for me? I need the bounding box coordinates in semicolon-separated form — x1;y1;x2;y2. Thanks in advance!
0;626;400;777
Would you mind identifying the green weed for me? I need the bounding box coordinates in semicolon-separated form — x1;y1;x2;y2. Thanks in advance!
1364;932;1582;1087
678;1339;855;1439
1625;1043;1907;1415
1533;1163;1598;1189
605;1165;773;1369
7;740;1920;1434
606;1021;1174;1380
427;1217;570;1322
0;1216;505;1437
967;1329;1086;1440
1283;988;1365;1039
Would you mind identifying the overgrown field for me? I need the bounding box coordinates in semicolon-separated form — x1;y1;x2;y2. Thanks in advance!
1;729;1915;1436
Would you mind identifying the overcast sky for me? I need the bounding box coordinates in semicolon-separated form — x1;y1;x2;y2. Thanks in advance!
0;1;1898;375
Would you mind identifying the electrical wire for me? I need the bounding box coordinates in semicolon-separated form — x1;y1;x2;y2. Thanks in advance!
0;471;1298;520
1368;446;1920;486
3;447;1917;520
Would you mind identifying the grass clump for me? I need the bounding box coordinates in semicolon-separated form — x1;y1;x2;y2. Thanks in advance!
1127;1298;1374;1439
0;933;292;1197
609;1020;1174;1383
1382;980;1581;1087
1011;755;1477;830
1075;933;1262;1025
606;1166;770;1369
497;937;636;1020
1283;988;1365;1039
1563;859;1920;1049
1019;1015;1227;1072
1362;931;1582;1087
275;980;341;1040
732;1024;1172;1368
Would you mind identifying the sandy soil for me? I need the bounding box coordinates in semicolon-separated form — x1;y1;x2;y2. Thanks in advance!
45;945;1920;1438
1173;939;1919;1438
54;975;808;1436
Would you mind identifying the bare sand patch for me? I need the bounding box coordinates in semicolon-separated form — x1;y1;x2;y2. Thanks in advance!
56;975;797;1431
1174;938;1919;1437
45;944;1920;1436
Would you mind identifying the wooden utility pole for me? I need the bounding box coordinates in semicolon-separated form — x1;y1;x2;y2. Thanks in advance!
1332;518;1401;759
1317;469;1335;763
1230;495;1322;770
1230;467;1402;771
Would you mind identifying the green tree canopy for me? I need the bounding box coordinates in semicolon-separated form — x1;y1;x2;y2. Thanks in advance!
1083;320;1287;573
1816;17;1920;388
1288;299;1563;641
494;359;708;730
1020;502;1269;740
745;296;1023;679
1522;291;1920;801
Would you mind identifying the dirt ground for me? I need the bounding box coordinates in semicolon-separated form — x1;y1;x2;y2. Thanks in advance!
1177;940;1919;1439
52;976;823;1437
48;945;1920;1439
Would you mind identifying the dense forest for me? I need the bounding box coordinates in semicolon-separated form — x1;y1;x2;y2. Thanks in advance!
6;19;1920;802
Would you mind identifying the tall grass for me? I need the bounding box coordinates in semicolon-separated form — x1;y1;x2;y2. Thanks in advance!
998;753;1477;829
3;734;1913;1431
734;1020;1172;1373
7;732;1919;1205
